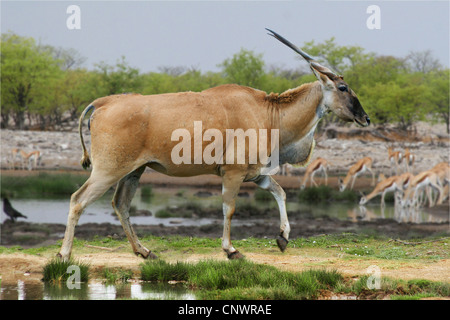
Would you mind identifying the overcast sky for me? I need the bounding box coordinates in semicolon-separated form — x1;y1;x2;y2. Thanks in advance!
2;1;449;73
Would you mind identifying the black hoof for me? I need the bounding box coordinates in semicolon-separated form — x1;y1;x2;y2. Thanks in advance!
276;235;289;252
137;251;158;259
146;252;158;260
227;251;245;260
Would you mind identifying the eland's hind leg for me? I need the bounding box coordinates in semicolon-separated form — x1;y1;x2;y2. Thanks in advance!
58;170;119;260
112;165;157;259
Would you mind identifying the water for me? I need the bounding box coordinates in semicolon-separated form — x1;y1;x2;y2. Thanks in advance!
0;188;220;226
1;187;447;225
0;280;195;300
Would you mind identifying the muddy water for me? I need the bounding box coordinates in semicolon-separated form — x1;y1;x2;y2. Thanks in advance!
0;280;195;300
1;187;447;226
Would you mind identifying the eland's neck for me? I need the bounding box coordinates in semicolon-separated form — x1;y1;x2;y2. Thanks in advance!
275;81;325;148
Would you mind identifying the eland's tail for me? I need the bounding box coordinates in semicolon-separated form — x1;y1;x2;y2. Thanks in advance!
79;104;95;169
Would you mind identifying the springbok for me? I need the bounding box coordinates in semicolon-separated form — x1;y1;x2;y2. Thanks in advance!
359;172;413;207
430;162;450;205
10;148;21;170
401;170;443;208
25;150;41;171
300;157;328;189
18;149;32;170
402;148;415;173
57;29;370;261
338;157;374;192
387;147;403;175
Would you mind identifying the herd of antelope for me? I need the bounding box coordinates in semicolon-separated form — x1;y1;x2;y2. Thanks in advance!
294;147;450;212
9;148;41;171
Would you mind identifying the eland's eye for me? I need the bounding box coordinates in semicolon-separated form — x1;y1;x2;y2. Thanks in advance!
338;85;348;92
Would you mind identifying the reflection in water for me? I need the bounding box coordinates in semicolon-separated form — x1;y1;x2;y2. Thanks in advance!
1;187;447;226
0;280;195;300
355;202;449;224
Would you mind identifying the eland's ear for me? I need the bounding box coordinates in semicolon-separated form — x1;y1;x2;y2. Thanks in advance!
310;62;337;87
265;28;340;87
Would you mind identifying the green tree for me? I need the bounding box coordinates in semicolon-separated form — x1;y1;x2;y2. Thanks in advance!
1;33;62;129
93;56;142;96
359;73;427;130
425;69;450;133
302;37;372;74
219;49;265;88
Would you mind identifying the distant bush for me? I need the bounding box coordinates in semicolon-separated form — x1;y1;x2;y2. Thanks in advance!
1;172;87;198
298;186;358;204
254;188;272;201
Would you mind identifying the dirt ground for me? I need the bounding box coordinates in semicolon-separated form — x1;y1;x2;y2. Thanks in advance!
1;247;449;286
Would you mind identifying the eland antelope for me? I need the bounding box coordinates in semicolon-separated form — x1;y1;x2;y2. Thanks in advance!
57;29;370;261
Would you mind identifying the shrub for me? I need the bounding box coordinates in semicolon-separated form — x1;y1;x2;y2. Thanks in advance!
42;258;89;283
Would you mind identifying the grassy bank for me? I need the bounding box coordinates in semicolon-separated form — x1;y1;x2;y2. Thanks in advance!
2;233;449;299
139;258;449;300
1;172;88;198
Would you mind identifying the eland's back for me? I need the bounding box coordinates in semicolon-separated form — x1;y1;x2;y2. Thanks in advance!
86;84;275;177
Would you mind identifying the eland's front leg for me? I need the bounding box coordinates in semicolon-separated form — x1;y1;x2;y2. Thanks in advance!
221;171;245;259
255;175;290;252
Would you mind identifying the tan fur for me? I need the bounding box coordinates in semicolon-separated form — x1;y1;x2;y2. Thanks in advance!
388;147;403;175
300;157;328;189
339;157;375;191
402;169;444;207
360;172;413;206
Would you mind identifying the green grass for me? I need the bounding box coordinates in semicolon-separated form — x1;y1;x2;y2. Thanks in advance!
102;267;133;284
140;186;153;202
254;188;273;201
42;258;90;283
140;258;450;300
140;259;344;299
1;172;88;198
347;275;450;299
298;186;358;203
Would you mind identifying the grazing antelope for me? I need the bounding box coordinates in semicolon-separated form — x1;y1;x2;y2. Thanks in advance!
57;29;370;261
401;170;443;208
338;157;375;192
402;148;415;173
387;147;403;175
10;148;21;170
430;162;450;205
26;150;41;170
18;150;41;171
18;149;32;170
300;157;328;189
359;172;413;207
